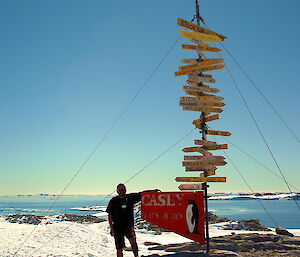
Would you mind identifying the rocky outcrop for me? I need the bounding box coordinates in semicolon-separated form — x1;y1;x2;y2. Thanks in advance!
57;214;106;223
5;214;44;225
223;219;271;231
144;234;300;257
275;226;294;237
5;213;106;224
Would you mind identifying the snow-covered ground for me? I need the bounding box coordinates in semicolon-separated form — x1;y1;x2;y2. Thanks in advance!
208;193;300;200
1;217;299;257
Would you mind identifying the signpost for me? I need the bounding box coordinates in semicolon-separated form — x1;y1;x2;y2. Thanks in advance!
173;2;229;253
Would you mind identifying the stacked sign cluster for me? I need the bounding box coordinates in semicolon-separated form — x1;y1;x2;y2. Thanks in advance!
174;18;230;187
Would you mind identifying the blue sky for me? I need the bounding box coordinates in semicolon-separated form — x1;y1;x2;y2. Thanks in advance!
0;0;299;194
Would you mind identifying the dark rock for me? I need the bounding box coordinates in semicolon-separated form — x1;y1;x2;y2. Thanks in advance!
208;212;229;224
5;214;44;225
144;241;162;246
57;214;105;223
275;227;294;237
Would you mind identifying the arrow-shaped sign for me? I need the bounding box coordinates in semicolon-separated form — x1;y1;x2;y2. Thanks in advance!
184;155;225;161
188;75;216;84
174;64;224;76
182;160;227;167
185;166;217;172
182;105;223;113
180;30;222;43
194;139;217;146
177;18;226;41
179;58;224;71
183;85;220;93
178;183;204;190
207;130;232;137
204;144;228;150
175;176;227;182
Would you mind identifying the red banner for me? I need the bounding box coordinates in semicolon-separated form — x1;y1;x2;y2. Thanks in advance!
141;191;205;244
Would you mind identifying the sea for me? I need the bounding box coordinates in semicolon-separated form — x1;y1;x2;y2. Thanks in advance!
0;194;299;229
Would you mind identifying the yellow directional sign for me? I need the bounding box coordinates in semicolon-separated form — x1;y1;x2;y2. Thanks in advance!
179;100;225;108
183;85;220;93
184;155;225;161
175;176;227;182
180;30;222;43
194;139;217;146
179;58;224;71
207;130;232;136
180;58;199;64
182;105;223;113
198;46;222;52
182;146;202;153
182;44;221;53
190;38;209;47
182;160;227;167
175;64;224;76
180;96;224;103
178;183;204;190
205;144;228;150
177;18;227;41
187;75;216;83
185;166;216;172
205;114;220;122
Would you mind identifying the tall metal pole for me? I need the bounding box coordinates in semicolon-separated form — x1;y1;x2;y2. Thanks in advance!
195;0;210;253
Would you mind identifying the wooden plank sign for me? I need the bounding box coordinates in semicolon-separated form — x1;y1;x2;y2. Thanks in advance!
205;114;220;122
182;160;227;167
174;64;224;76
207;130;232;136
178;183;204;190
184;155;225;161
187;75;216;83
185;166;216;172
175;176;227;182
180;30;222;43
180;58;199;64
205;144;228;150
177;18;226;41
181;44;221;53
194;139;217;146
182;146;203;153
183;85;219;93
190;38;209;47
179;58;224;71
182;105;223;113
179;101;225;108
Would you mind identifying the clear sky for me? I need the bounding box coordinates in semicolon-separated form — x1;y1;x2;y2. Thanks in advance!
0;0;299;195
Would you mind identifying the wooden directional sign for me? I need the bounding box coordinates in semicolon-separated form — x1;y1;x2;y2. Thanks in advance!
182;146;203;153
184;155;225;161
194;139;217;146
183;105;223;113
187;75;216;83
175;176;227;183
190;38;209;47
182;160;227;167
179;101;225;108
177;18;226;41
179;58;224;71
180;58;199;64
180;96;224;104
174;64;224;76
205;144;228;150
182;44;221;53
198;95;224;102
198;46;222;52
205;114;220;122
185;166;216;172
180;30;222;43
183;85;219;93
207;130;232;136
178;183;204;191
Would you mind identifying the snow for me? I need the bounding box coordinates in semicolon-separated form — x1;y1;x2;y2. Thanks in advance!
208;193;299;200
1;217;299;257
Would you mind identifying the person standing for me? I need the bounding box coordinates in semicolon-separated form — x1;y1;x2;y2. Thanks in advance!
106;183;158;257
